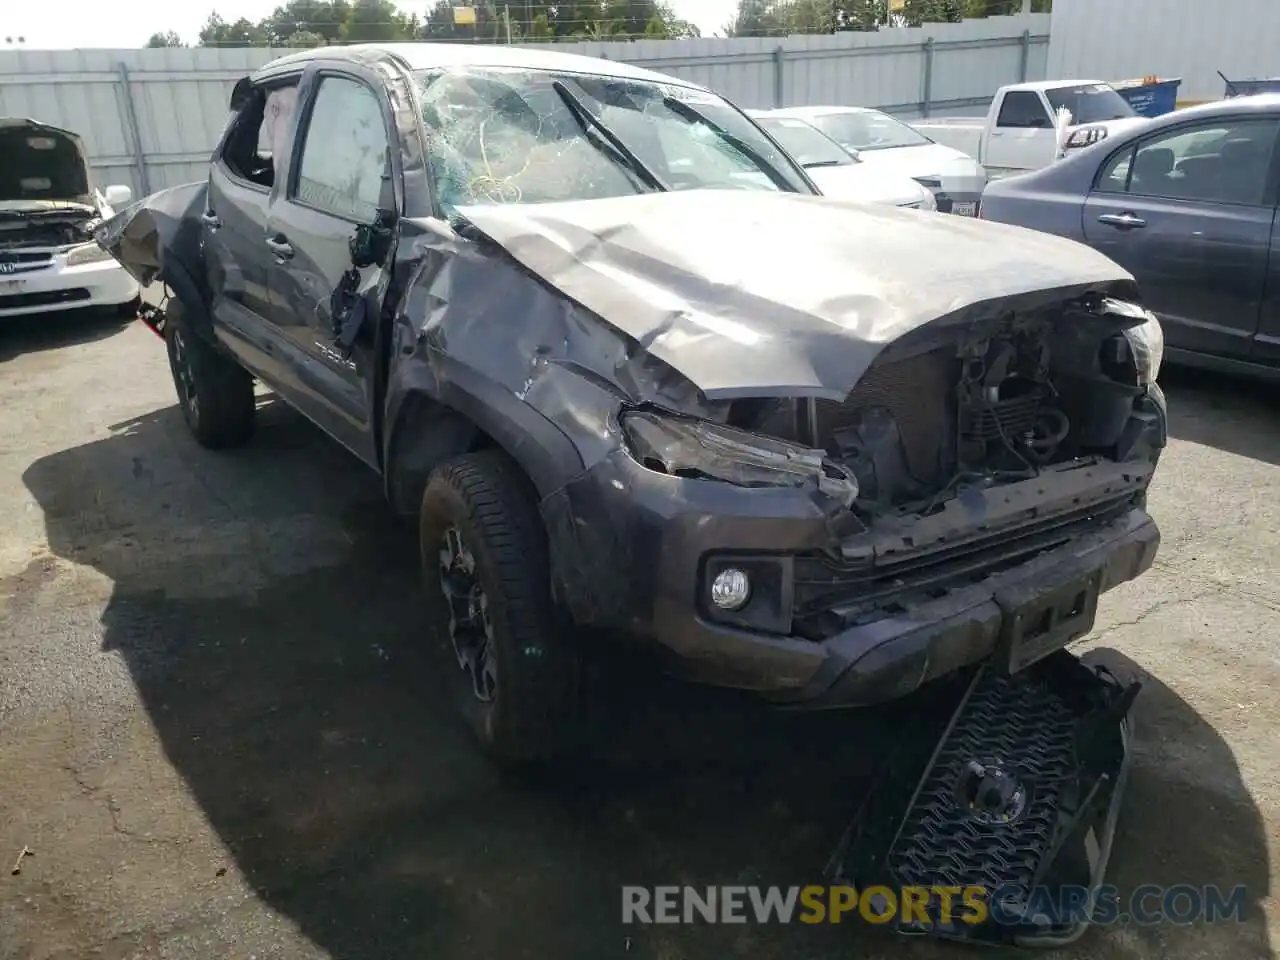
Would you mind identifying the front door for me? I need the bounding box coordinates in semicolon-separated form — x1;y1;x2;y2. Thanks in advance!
202;77;300;387
263;69;396;467
1082;115;1280;361
984;90;1057;174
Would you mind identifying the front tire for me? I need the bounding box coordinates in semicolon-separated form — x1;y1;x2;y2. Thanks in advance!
420;450;582;767
164;301;255;449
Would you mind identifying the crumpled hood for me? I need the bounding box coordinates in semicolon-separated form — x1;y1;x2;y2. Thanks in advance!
0;118;94;206
456;189;1135;400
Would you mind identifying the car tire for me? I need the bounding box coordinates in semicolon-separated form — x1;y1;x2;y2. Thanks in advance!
420;449;582;767
164;300;255;449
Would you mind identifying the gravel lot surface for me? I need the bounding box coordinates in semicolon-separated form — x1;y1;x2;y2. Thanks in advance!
1;309;1276;959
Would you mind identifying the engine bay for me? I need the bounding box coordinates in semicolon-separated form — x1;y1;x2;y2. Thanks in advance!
734;303;1150;517
0;211;97;251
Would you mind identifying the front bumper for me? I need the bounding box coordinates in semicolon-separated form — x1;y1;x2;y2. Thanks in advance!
542;393;1165;707
0;256;139;317
935;189;985;216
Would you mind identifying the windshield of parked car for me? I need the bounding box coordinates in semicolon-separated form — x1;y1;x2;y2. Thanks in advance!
414;67;813;210
811;110;931;151
755;117;853;167
1045;84;1136;124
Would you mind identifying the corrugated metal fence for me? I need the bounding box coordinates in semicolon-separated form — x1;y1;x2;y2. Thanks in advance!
1047;0;1280;103
0;13;1049;196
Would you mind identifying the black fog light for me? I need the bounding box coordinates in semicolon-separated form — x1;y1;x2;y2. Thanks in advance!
702;555;794;635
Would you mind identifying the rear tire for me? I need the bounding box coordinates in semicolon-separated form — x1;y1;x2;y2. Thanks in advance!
164;301;255;449
420;450;582;768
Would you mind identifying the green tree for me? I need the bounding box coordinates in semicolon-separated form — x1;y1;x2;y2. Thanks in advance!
527;12;555;39
284;29;328;46
145;30;185;47
421;0;506;42
259;0;351;45
833;0;886;30
198;12;267;46
339;0;416;42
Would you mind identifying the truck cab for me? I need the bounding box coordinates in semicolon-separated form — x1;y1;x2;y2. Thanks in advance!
913;81;1152;177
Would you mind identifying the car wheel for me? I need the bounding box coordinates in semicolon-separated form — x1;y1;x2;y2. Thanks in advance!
419;450;582;767
164;301;255;449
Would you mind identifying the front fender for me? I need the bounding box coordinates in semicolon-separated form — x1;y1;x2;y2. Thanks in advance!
383;350;585;511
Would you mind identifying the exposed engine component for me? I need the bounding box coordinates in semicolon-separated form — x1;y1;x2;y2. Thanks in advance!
955;327;1071;472
0;213;95;251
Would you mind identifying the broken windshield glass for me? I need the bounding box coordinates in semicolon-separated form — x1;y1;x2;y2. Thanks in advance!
414;67;812;212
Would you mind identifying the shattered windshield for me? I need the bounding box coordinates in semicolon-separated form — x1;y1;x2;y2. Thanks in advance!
414;67;812;211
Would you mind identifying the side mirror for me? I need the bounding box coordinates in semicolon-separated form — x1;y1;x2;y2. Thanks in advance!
349;208;397;268
104;184;133;207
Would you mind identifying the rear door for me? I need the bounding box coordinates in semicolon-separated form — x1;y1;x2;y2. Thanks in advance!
984;91;1057;174
261;66;398;467
1082;115;1280;360
203;76;299;384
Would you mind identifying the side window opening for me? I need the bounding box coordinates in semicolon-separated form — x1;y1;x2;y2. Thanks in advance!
996;91;1052;130
221;78;299;189
1102;118;1280;205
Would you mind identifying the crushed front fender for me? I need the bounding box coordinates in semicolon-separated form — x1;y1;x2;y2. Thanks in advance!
95;181;208;292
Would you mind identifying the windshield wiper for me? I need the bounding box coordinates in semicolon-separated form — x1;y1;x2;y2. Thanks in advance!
550;80;668;192
802;160;846;168
661;96;799;192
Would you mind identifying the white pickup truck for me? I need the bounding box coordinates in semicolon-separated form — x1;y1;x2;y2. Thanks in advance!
911;80;1153;178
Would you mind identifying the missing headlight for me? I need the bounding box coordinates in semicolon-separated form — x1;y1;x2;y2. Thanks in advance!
620;409;858;505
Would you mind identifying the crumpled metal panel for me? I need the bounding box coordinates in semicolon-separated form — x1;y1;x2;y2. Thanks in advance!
94;180;207;289
455;189;1137;401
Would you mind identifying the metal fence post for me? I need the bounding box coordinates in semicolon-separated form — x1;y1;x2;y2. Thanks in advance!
920;38;935;118
1018;28;1031;82
115;62;151;196
773;46;785;108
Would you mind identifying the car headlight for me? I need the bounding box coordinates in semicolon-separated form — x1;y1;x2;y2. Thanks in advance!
916;186;938;212
1065;125;1109;150
65;242;114;266
620;409;858;504
1123;310;1164;385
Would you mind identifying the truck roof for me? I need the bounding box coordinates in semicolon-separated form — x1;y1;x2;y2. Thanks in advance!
250;42;706;91
1002;80;1108;92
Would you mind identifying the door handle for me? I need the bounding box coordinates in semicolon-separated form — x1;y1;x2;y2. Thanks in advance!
1097;212;1147;229
265;235;294;259
201;211;221;229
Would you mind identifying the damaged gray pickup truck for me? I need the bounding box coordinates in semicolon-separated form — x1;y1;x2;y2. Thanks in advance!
101;44;1167;945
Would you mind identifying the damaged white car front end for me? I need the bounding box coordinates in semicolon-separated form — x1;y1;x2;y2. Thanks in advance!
0;119;140;319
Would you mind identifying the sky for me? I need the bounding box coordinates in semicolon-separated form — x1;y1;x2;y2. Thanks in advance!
2;0;739;48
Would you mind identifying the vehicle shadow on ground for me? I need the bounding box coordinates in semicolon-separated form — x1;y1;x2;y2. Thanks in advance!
20;402;1271;960
1162;366;1280;466
0;309;133;363
1081;648;1272;959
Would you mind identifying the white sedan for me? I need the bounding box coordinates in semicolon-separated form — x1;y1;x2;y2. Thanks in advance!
0;119;140;320
748;111;938;210
760;105;989;216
